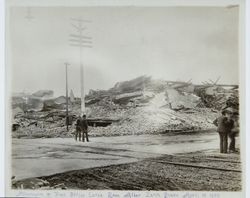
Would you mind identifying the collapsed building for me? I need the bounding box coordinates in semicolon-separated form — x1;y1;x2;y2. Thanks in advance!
11;76;239;138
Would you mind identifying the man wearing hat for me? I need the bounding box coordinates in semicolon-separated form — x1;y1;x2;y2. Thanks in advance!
229;110;239;152
213;108;234;153
81;114;89;142
75;115;82;141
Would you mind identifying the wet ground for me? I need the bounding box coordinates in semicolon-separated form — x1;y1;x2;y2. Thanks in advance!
12;131;221;180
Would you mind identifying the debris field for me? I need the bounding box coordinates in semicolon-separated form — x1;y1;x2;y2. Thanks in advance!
11;76;239;138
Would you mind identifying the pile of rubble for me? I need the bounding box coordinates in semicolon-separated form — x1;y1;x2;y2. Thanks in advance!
11;76;238;138
195;85;239;111
88;103;218;137
12;110;75;139
166;88;201;110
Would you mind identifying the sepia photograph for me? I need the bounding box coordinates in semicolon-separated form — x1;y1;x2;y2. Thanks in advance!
4;0;246;197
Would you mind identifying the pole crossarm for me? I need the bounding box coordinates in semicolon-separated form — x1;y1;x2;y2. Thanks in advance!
69;34;92;39
69;44;92;48
69;17;93;114
71;23;87;31
69;39;92;44
70;18;92;23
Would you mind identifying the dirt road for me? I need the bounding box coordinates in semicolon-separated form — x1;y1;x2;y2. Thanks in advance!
33;152;241;191
12;131;221;180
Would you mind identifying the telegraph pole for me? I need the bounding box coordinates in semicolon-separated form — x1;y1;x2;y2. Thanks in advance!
25;7;34;21
69;17;92;115
65;62;69;131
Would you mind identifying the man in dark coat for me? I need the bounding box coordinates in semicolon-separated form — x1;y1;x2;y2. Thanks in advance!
75;116;82;141
81;114;89;142
229;111;239;152
213;109;234;153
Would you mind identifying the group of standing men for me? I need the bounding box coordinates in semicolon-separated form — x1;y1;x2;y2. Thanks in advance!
72;107;239;151
75;114;89;142
213;107;239;153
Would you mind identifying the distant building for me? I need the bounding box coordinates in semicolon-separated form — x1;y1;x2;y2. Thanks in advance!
32;90;54;99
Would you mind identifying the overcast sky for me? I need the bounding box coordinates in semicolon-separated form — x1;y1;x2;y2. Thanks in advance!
9;6;239;96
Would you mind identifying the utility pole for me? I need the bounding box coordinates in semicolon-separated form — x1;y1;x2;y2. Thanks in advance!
69;17;92;115
65;62;69;131
25;7;34;21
